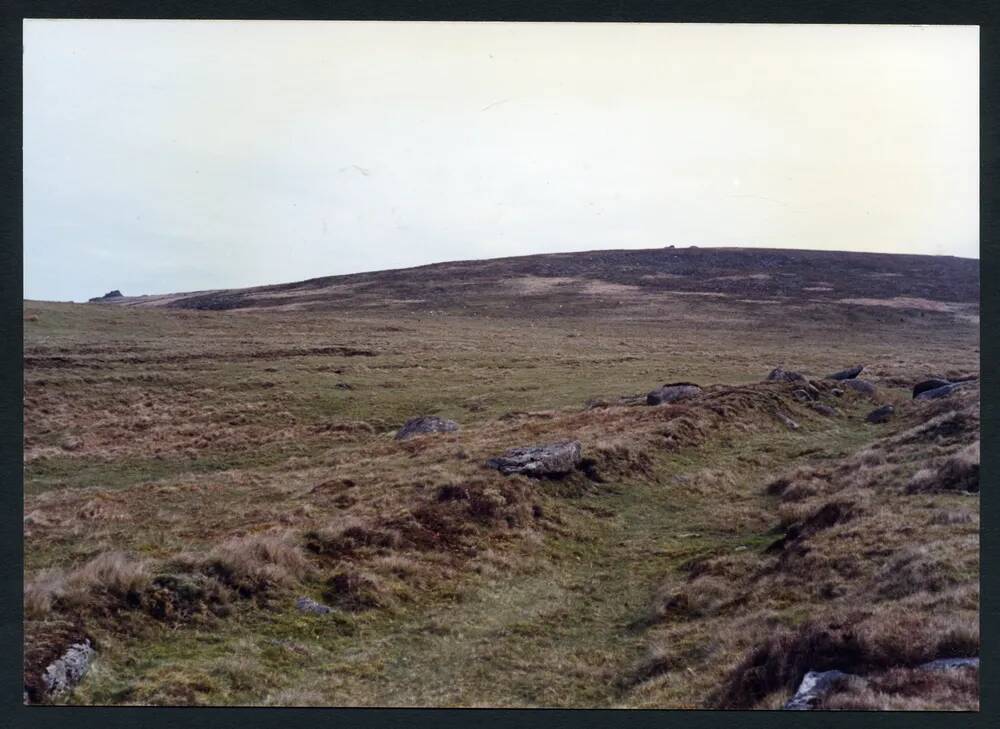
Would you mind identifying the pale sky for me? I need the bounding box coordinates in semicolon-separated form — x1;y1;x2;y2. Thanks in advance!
24;21;979;302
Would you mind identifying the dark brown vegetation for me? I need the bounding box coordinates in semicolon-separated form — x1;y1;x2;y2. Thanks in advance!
24;247;979;707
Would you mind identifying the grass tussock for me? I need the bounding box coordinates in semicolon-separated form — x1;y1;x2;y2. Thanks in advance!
906;441;979;493
201;533;311;596
820;664;979;711
25;552;149;619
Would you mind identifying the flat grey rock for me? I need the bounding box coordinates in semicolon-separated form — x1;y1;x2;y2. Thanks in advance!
395;415;459;441
487;441;582;477
646;383;702;406
914;383;969;401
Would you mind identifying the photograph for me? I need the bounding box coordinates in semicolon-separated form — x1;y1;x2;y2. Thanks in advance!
21;19;980;709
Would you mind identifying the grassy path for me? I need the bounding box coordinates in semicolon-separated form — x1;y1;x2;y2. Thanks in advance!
72;424;873;707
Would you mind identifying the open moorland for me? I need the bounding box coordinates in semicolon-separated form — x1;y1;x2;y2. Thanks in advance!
23;246;980;708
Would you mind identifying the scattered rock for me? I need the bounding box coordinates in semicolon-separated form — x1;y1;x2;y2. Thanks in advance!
296;596;332;615
809;402;838;417
783;669;854;710
826;365;864;381
646;383;703;406
395;415;459;441
767;367;806;383
87;290;123;302
487;440;583;477
334;383;353;390
919;657;979;671
60;436;83;451
841;379;877;397
912;379;952;398
865;405;895;424
776;412;800;430
42;640;95;698
831;388;844;398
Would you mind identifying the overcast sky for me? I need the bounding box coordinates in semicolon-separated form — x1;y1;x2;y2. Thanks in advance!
24;21;978;302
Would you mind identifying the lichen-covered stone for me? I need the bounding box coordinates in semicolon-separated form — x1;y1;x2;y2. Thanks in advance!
395;416;459;441
487;441;582;477
42;640;95;697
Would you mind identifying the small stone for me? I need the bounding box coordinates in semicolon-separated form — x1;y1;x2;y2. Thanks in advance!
809;402;838;417
866;405;895;424
767;367;806;383
776;412;800;430
784;669;854;710
60;436;83;451
296;596;332;614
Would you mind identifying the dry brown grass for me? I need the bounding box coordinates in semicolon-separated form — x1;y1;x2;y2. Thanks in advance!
907;441;980;493
21;267;979;707
201;532;311;596
820;664;979;711
25;552;149;619
625;386;980;710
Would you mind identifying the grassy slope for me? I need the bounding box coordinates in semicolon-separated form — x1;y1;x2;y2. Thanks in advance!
23;248;980;708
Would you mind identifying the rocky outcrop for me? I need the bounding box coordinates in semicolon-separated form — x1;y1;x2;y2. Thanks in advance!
646;383;703;406
826;365;864;381
487;441;582;477
865;405;894;424
395;416;459;441
88;290;123;302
